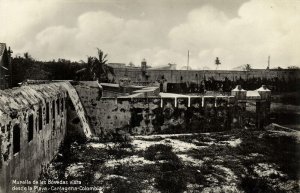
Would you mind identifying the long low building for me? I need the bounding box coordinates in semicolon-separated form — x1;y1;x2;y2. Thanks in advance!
109;60;300;85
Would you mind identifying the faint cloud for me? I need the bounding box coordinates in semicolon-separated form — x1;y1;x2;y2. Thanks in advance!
167;0;300;69
0;0;299;69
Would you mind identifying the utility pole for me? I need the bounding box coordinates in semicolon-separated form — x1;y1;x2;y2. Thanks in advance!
267;56;270;70
187;50;189;70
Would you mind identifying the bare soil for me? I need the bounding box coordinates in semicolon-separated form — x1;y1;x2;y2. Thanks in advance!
40;128;299;193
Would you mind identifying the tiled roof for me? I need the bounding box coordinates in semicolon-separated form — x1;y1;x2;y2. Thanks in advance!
0;43;6;57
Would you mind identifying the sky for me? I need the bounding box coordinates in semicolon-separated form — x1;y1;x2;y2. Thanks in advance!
0;0;299;70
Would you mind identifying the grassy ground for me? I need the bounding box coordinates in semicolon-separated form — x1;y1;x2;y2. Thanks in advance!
40;128;299;193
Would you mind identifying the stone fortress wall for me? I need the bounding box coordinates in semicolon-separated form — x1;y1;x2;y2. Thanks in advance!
112;67;300;84
0;81;93;193
0;83;68;193
74;82;271;139
0;80;272;192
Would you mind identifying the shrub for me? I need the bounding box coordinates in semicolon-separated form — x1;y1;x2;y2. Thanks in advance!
156;171;187;193
144;144;178;161
104;178;140;193
240;177;283;193
106;144;134;159
160;160;183;172
112;129;132;143
143;144;187;192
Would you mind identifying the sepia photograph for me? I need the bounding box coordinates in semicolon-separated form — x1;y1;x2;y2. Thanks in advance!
0;0;299;192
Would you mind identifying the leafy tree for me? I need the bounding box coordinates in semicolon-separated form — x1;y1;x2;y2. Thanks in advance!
128;62;135;67
287;66;300;69
243;64;252;71
23;52;34;61
12;53;84;86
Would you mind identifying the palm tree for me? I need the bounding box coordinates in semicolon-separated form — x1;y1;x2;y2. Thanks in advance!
243;64;252;71
95;48;115;82
128;62;135;67
243;64;252;81
23;52;34;61
94;48;108;81
77;48;115;82
215;57;221;70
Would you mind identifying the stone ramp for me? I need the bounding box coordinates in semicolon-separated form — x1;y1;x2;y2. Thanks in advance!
60;81;92;139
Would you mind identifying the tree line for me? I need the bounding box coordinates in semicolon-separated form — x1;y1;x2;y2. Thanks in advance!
11;49;114;87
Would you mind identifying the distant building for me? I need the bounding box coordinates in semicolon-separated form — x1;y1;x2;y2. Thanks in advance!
141;58;147;72
0;43;12;89
107;63;126;68
151;63;177;70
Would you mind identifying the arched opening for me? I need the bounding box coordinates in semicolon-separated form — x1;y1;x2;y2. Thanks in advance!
13;124;21;154
61;98;64;113
46;103;50;124
28;114;34;142
39;106;43;130
52;100;55;119
56;98;60;115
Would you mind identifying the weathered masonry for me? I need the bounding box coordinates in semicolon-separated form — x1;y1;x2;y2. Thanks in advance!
111;65;300;85
0;81;92;193
74;82;271;137
0;81;271;192
106;64;300;94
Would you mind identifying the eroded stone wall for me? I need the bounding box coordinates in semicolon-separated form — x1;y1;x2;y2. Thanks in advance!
129;96;237;135
74;83;247;137
111;68;300;93
74;83;270;138
62;82;93;139
0;83;68;193
72;81;131;138
112;68;300;83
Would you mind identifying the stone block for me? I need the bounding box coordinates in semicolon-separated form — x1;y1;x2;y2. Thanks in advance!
231;85;247;100
257;85;271;100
